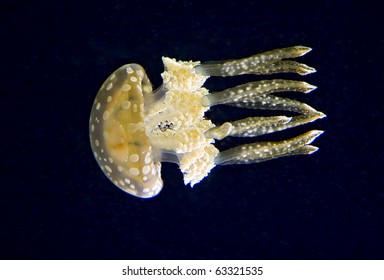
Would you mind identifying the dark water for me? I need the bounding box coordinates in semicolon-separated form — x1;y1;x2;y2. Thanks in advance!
2;0;383;259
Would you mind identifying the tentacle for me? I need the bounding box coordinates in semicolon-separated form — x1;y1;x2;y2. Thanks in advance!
228;116;292;137
194;46;315;77
205;116;291;140
205;112;325;140
201;79;317;107
214;130;324;165
239;113;321;137
229;93;321;115
253;60;316;76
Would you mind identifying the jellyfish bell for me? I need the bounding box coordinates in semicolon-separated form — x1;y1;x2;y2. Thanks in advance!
89;64;163;198
89;46;325;198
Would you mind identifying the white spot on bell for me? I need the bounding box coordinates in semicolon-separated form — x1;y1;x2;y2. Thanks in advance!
103;111;109;120
126;67;134;74
144;152;151;164
129;167;140;176
106;83;113;91
136;69;143;77
105;165;112;173
129;154;139;163
122;101;131;110
122;84;131;92
142;165;150;175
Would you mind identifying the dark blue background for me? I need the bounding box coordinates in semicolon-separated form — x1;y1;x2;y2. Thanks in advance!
2;0;383;259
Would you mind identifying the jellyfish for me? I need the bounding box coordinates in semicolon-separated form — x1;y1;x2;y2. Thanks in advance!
89;46;325;198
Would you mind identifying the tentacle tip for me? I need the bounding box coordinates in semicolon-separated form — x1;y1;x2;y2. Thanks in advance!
295;46;313;56
317;112;327;119
304;83;317;93
306;145;319;154
310;130;325;140
300;66;317;75
306;109;327;120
